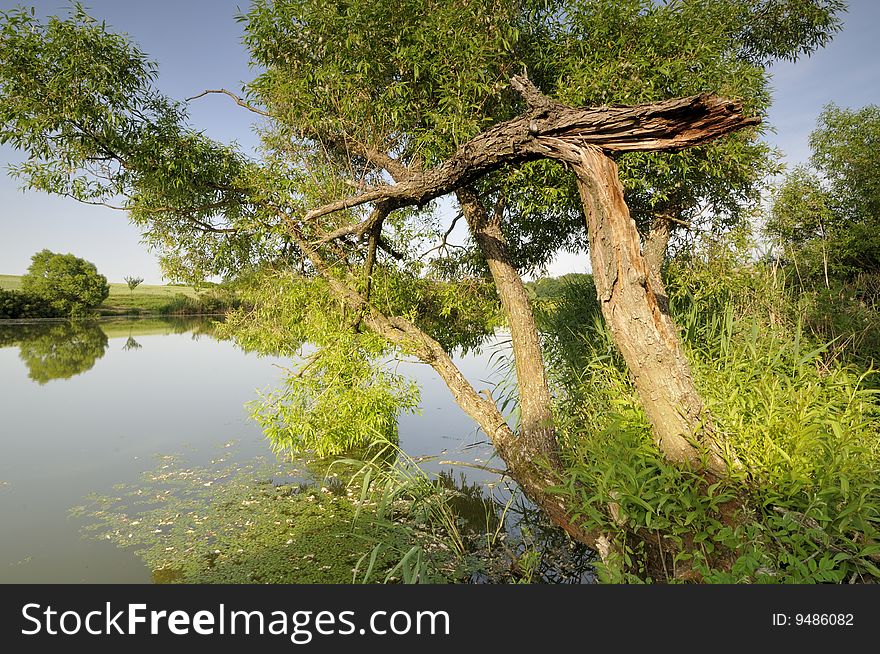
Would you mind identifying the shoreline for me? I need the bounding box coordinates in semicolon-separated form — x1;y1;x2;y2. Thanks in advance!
0;312;228;325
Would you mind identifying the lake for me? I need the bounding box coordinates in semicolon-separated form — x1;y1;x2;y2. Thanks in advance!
0;317;527;583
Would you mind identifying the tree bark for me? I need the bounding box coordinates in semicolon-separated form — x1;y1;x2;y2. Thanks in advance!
570;146;729;475
642;212;673;318
643;213;672;285
455;187;557;463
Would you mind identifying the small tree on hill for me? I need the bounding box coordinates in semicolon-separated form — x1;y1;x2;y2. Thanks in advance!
124;276;144;294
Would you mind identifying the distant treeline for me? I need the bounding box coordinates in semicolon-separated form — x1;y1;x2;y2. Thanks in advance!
1;285;243;320
525;273;594;301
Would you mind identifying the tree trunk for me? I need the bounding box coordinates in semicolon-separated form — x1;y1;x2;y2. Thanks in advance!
571;146;729;475
643;213;672;286
281;219;603;549
358;287;598;548
642;212;673;319
455;187;557;463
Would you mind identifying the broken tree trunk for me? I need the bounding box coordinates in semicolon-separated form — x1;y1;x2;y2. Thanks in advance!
572;147;728;474
300;74;756;499
304;82;759;224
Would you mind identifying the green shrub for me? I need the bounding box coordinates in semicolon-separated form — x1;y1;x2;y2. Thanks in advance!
0;287;62;319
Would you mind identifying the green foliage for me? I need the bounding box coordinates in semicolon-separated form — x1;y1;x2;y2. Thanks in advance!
243;0;528;164
542;245;880;583
20;249;109;316
665;228;880;372
251;340;421;458
222;269;421;456
793;274;880;371
221;265;503;457
0;5;276;285
768;104;880;283
811;103;880;230
526;273;594;302
0;287;62;318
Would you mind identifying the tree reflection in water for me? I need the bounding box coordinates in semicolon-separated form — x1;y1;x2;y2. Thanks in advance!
0;321;108;384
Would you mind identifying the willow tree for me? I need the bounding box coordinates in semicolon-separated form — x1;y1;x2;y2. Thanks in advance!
0;1;842;547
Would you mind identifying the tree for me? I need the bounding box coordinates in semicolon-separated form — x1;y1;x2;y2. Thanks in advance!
769;103;880;283
124;276;144;293
20;249;110;316
13;321;109;384
0;2;843;555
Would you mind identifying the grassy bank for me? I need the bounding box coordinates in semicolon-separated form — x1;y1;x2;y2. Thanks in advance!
0;274;236;317
535;249;880;583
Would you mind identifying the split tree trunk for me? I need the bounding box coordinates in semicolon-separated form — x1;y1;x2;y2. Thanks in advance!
455;187;557;463
571;146;728;475
290;77;757;539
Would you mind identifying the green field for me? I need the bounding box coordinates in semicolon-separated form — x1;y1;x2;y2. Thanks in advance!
0;274;217;316
0;274;23;291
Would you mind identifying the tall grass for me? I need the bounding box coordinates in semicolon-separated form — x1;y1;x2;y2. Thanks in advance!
539;252;880;583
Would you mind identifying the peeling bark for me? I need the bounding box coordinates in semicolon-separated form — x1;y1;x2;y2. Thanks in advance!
643;213;673;317
306;84;759;225
643;213;673;285
571;147;728;475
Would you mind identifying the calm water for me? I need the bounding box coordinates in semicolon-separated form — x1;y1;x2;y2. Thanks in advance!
0;317;506;582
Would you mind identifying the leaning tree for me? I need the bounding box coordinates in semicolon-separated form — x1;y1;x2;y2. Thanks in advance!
0;0;843;552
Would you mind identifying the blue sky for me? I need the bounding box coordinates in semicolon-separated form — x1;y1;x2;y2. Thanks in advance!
1;0;878;283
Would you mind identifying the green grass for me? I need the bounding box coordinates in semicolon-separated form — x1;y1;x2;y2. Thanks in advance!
1;274;199;297
107;281;199;298
0;274;23;291
101;282;206;315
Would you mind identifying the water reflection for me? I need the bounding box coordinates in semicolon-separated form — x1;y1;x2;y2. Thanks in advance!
0;316;594;583
0;321;108;384
0;317;222;384
0;316;273;582
122;336;142;351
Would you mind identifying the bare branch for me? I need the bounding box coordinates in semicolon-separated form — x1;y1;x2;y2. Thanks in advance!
313;200;395;244
185;89;272;118
324;136;415;182
376;235;405;261
60;196;238;233
419;211;464;259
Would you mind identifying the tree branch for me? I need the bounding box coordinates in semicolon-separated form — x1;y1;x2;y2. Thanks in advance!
313;200;396;244
324;135;415;182
185;89;272;118
300;81;761;224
